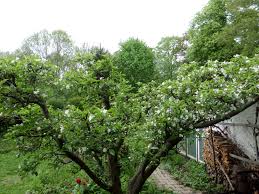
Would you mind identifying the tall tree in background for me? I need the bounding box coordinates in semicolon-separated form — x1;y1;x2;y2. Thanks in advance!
114;38;155;87
20;30;74;74
224;0;259;57
187;0;229;63
21;30;51;59
187;0;258;64
49;30;74;70
154;36;187;80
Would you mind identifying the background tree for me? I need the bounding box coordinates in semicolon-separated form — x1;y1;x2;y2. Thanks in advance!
49;30;74;70
187;0;258;64
21;30;51;59
154;36;187;80
0;51;11;57
20;30;74;74
187;0;229;63
0;54;258;193
113;38;155;87
224;0;259;57
75;44;110;62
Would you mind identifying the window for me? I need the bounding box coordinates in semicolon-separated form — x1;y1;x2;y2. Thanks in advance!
187;136;197;159
177;130;205;163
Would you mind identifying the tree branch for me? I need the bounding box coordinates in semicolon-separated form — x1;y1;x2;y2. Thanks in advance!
3;90;111;191
2;90;49;119
194;96;259;129
128;136;182;194
64;149;112;192
107;153;122;193
143;136;182;179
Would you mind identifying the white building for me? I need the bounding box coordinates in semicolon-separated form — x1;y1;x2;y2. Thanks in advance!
179;102;259;163
217;102;259;161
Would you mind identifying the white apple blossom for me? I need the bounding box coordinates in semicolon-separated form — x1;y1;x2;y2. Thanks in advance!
60;125;64;133
101;108;107;115
33;90;40;95
88;114;94;122
66;84;70;89
252;66;259;73
64;110;70;117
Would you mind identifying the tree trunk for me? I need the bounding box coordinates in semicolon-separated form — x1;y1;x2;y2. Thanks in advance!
127;136;182;194
108;154;123;194
127;171;146;194
111;186;123;194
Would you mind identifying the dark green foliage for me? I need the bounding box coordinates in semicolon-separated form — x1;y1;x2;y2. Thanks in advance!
0;115;22;138
224;0;259;57
187;0;228;63
187;0;259;64
114;38;155;87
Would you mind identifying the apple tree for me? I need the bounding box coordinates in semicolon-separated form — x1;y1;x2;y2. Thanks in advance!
0;54;258;193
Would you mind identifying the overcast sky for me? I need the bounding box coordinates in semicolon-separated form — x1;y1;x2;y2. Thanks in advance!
0;0;208;53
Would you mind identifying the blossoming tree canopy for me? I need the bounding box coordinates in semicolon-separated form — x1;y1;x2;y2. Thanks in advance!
0;54;258;193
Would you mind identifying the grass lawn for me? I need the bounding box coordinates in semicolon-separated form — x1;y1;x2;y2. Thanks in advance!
0;139;41;194
0;138;88;194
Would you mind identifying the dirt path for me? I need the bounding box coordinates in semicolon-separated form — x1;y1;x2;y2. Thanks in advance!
151;168;203;194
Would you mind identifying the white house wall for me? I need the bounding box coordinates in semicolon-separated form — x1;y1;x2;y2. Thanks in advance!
217;102;259;161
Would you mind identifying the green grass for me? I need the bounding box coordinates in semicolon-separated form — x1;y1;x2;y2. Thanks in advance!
0;139;81;194
161;152;224;193
0;139;40;194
